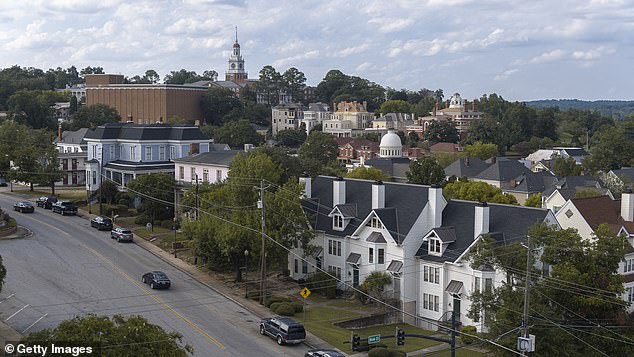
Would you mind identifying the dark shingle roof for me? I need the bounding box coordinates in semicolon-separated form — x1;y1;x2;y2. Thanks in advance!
335;204;357;218
473;159;531;182
416;200;549;262
103;160;174;172
542;175;601;197
54;128;89;145
444;157;490;179
173;150;239;166
611;168;634;182
346;253;361;264
301;176;429;243
502;172;558;194
84;123;209;141
561;148;588;157
366;232;387;243
366;158;411;177
387;260;403;273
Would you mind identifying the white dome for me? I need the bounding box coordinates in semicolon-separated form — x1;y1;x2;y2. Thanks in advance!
380;130;402;148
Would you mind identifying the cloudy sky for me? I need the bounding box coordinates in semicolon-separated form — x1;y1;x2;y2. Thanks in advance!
0;0;632;101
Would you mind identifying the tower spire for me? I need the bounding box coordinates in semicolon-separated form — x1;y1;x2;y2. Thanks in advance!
235;25;238;43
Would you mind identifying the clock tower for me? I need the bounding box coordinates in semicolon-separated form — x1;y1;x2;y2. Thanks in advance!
226;26;248;83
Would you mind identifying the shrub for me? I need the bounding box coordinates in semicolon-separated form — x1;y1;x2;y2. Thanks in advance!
118;199;130;206
116;204;128;215
290;301;303;313
461;325;477;345
269;302;284;312
161;220;174;230
134;215;150;225
274;303;295;316
265;296;290;308
368;348;406;357
306;271;337;299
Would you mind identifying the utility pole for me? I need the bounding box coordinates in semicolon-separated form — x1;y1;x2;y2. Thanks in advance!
521;235;531;356
195;173;199;220
257;179;268;305
99;175;103;214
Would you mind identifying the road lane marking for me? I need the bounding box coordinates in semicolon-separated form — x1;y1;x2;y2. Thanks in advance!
0;293;15;303
11;212;225;350
22;313;48;334
5;304;30;321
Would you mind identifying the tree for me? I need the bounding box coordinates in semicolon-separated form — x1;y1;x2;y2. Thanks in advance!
574;188;603;199
126;174;175;225
7;90;68;129
443;180;519;205
32;131;65;195
200;87;243;125
69;95;78;114
255;146;303;184
298;131;338;176
464;141;499;160
256;65;282;106
524;193;542;207
314;70;385;111
212;120;263;149
276;128;307;147
357;272;392;304
345;166;389;181
22;314;192;356
201;70;218;81
552;156;583;176
79;66;104;77
97;179;119;204
585;126;634;171
378;100;412;115
281;67;306;103
163;69;202;84
406;156;445;185
5;125;58;191
70;104;120;130
423;121;459;143
144;69;160;84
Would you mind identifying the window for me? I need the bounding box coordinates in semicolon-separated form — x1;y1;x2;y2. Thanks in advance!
423;293;439;312
203;169;209;182
191;167;196;181
423;266;440;284
92;145;97;158
302;261;308;274
627;287;634;303
378;248;385;264
170;146;176;160
328;265;341;279
159;146;165;161
565;209;574;218
328;240;342;256
369;248;374;264
109;145;114;159
179;166;184;180
429;238;442;255
333;215;343;229
625;259;634;273
130;146;136;161
485;278;493;292
216;170;222;182
474;277;481;293
367;217;383;229
294;259;298;274
92;171;97;185
145;146;152;161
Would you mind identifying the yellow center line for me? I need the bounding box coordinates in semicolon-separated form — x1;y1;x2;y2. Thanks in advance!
15;213;225;350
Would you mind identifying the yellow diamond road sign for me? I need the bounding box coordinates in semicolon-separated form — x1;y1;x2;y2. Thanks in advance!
300;287;311;299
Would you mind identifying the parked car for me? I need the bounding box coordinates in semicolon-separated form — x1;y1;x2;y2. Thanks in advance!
52;201;78;215
13;201;35;213
142;271;171;289
37;196;57;209
91;216;113;230
0;177;7;187
260;317;306;345
305;350;346;357
110;227;133;242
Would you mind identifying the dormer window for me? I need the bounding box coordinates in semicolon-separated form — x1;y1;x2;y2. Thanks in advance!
333;215;343;230
429;238;442;255
367;217;383;229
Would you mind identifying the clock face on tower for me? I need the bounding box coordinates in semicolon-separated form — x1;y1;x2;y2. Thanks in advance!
231;63;236;69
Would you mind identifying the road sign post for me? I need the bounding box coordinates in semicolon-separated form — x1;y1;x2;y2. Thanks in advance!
368;334;381;344
300;287;311;321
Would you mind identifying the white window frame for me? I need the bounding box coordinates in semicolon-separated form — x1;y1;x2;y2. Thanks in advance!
429;238;442;255
378;248;385;264
203;169;209;182
109;145;114;160
368;247;374;264
170;146;176;160
130;146;136;161
333;215;343;230
159;146;165;161
145;146;152;161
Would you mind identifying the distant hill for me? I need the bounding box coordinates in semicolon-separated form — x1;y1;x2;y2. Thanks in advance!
526;99;634;120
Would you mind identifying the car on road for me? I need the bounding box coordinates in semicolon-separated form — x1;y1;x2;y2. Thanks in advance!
305;349;346;357
260;317;306;345
110;227;133;242
36;196;58;209
52;200;78;215
142;271;171;289
13;201;35;213
0;177;7;187
91;216;113;230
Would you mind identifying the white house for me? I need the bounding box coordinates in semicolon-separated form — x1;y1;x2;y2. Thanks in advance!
54;127;89;186
290;176;555;331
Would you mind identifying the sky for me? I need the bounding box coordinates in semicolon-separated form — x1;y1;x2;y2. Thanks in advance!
0;0;633;101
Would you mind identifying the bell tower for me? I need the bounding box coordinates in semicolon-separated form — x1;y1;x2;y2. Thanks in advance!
226;26;248;83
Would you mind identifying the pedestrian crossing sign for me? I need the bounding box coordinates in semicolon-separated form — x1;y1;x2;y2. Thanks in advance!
300;287;311;299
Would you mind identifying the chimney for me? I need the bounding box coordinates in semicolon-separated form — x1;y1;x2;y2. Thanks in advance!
299;175;311;199
429;184;443;227
333;177;346;206
372;181;385;209
622;188;634;222
474;202;490;239
57;124;62;141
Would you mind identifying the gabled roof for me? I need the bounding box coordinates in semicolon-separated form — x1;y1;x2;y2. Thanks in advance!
559;147;588;157
473;159;532;182
430;226;457;243
301;176;429;243
444;157;490;179
334;204;357;218
502;172;558;194
54;128;89;145
542;175;601;197
430;142;461;153
416;200;549;263
172;150;239;166
610;167;634;182
366;232;387;243
570;195;634;233
306;102;330;112
84;123;209;141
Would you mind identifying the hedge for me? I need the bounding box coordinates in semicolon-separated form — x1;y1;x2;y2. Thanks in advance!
274;303;295;316
461;325;477;345
265;296;290;308
290;301;303;313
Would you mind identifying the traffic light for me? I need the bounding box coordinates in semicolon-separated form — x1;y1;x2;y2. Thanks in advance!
352;334;361;351
397;328;405;346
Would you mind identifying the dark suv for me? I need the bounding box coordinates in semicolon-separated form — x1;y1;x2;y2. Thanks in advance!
37;196;57;209
91;216;113;230
260;317;306;345
52;201;78;215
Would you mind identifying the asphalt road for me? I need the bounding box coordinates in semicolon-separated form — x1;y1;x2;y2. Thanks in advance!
0;191;309;356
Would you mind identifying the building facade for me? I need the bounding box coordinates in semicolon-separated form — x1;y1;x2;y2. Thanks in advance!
54;127;89;186
299;102;331;135
323;101;374;138
271;103;304;136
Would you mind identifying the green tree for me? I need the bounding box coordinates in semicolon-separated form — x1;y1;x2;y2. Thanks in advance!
163;69;202;84
22;314;192;356
144;69;160;83
524;193;542;207
412;96;436;117
315;69;385;111
406;156;445;185
70;104;120;130
200;86;243;125
212;120;263;148
443;180;518;205
357;272;392;304
276;128;307;147
69;95;78;114
423;121;459;143
79;66;104;77
256;65;282;106
5;125;59;191
298;131;338;176
126;173;175;225
281;67;306;103
97;179;119;204
585;126;634;171
464;141;498;160
255;146;303;184
574;188;603;199
378;100;412;115
7;90;68;129
552;156;583;176
345;166;389;181
32;131;65;195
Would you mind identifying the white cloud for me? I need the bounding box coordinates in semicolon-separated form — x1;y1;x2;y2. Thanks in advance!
272;50;320;68
368;18;413;33
332;43;371;58
494;69;518;81
529;49;566;64
572;46;615;61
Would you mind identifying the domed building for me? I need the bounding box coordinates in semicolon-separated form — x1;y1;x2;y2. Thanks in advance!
379;130;402;158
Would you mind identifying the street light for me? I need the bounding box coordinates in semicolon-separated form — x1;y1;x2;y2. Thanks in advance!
244;249;249;298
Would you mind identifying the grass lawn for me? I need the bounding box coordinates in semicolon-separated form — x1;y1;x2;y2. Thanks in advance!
14;188;87;201
354;323;442;353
